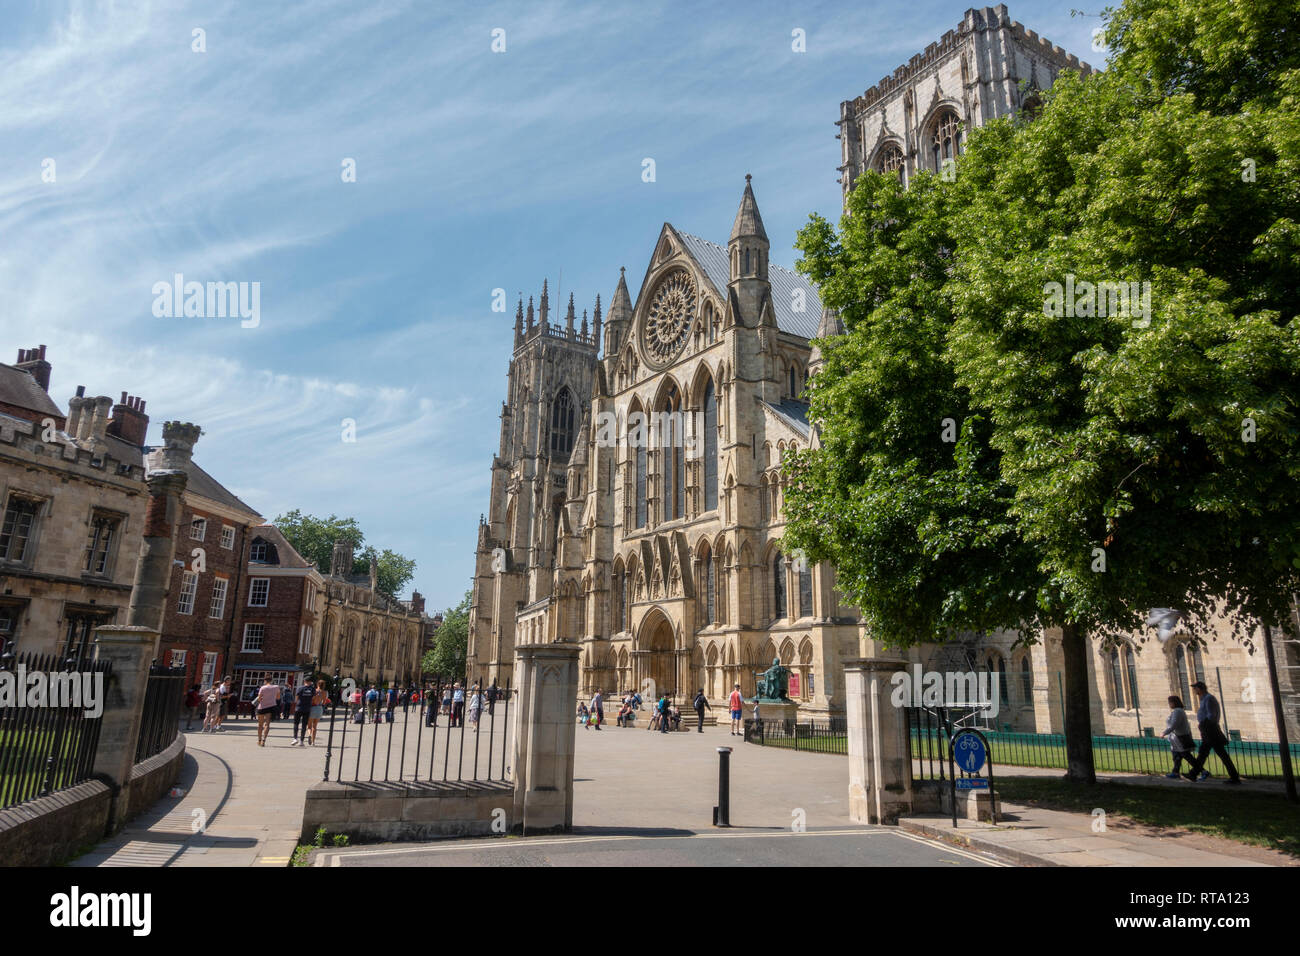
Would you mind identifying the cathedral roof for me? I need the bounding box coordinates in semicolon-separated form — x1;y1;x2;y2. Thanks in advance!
674;231;821;339
760;398;812;439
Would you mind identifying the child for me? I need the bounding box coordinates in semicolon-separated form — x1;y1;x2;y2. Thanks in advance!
1163;695;1196;778
577;701;590;728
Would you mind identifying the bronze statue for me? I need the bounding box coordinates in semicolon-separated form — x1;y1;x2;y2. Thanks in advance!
753;656;791;701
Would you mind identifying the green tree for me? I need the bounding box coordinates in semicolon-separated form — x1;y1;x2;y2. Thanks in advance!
787;0;1300;784
423;591;470;680
273;510;417;598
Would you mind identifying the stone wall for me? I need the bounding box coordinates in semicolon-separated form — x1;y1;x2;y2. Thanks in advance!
300;781;513;843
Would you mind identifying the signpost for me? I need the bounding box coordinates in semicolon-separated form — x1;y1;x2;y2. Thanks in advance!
947;728;996;827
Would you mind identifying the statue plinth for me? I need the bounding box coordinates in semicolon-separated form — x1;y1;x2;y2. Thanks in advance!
753;699;799;725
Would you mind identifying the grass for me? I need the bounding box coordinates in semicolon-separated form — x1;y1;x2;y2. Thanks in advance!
292;826;349;867
993;777;1300;858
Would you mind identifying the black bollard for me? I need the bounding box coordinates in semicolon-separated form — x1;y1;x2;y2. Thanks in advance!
714;746;733;827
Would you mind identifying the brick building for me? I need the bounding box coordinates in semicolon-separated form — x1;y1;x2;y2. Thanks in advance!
155;458;262;692
229;524;323;706
0;345;149;657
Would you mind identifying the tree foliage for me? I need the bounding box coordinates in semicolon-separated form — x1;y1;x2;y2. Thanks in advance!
423;590;470;679
274;509;417;598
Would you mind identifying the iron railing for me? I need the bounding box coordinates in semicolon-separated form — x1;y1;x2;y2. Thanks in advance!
743;717;848;755
0;642;112;810
321;673;513;784
135;661;187;763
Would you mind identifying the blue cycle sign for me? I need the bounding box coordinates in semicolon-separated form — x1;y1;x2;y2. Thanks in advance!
953;730;986;774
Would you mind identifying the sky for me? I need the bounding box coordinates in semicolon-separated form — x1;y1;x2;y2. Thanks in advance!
0;0;1103;611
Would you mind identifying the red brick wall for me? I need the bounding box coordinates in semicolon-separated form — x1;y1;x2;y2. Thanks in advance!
232;568;313;679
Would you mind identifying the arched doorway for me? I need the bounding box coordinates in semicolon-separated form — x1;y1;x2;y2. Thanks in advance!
638;610;677;699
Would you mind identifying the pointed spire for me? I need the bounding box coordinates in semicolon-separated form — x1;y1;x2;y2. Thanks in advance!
526;295;535;330
816;306;844;338
730;173;768;243
592;294;602;349
514;296;524;346
540;279;549;326
581;309;589;338
610;266;633;322
566;292;576;336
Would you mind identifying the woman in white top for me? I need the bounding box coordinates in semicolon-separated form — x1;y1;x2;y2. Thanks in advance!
467;686;484;731
1163;695;1196;778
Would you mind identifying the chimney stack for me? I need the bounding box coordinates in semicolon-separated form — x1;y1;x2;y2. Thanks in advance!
15;345;51;392
107;391;150;447
411;591;425;615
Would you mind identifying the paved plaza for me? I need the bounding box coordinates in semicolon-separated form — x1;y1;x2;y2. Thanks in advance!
66;707;1293;867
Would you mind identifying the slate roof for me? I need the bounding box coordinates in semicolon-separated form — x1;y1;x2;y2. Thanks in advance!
140;451;261;519
675;232;822;340
250;524;316;570
760;398;812;439
0;363;62;419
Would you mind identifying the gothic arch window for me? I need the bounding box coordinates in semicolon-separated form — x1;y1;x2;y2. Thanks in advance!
703;378;718;512
1019;654;1032;704
930;109;962;173
984;652;1009;706
550;388;576;459
759;475;770;521
798;562;812;619
788;365;797;398
772;552;786;620
1107;642;1140;709
877;143;905;177
660;383;685;521
632;413;648;529
704;551;716;625
612;562;625;634
1174;641;1206;705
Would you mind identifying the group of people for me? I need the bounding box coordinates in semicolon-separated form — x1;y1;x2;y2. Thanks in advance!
1163;680;1243;784
184;676;235;735
578;687;722;734
420;682;501;731
250;676;329;747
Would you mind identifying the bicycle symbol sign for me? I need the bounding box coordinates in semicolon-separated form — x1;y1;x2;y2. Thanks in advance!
953;730;986;774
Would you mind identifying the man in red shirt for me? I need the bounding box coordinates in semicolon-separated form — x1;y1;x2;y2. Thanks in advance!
728;683;744;736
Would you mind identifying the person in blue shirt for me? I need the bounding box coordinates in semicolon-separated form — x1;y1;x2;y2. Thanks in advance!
1182;681;1242;784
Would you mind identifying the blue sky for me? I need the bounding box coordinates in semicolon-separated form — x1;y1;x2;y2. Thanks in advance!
0;0;1101;611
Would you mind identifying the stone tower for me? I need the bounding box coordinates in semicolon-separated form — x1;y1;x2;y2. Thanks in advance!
469;278;602;683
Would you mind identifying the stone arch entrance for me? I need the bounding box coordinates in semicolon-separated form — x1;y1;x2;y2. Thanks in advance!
637;610;677;699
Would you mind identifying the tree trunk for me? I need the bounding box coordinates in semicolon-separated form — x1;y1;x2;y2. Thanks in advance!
1060;622;1097;784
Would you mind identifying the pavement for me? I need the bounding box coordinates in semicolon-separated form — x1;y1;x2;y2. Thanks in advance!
66;708;1294;867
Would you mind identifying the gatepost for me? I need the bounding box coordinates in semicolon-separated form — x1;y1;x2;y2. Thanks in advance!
511;642;580;835
844;657;913;824
91;625;160;833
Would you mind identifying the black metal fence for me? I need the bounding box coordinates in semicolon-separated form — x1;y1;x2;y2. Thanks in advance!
135;661;187;763
743;717;848;755
0;642;112;810
906;706;1300;780
321;673;513;785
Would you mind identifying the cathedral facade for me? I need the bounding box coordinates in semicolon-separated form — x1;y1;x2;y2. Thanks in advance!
468;5;1298;738
468;178;860;714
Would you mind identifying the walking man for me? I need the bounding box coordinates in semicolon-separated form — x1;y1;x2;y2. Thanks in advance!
1183;680;1242;784
657;694;671;734
291;680;315;746
693;688;711;733
451;682;465;727
590;688;604;731
365;685;380;723
728;683;743;736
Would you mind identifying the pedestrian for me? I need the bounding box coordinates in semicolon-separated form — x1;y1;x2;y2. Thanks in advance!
291;680;315;746
254;676;280;746
215;676;232;730
279;683;293;721
308;681;329;745
590;688;604;731
577;701;590;727
184;684;202;731
426;686;438;727
486;683;498;716
401;687;411;714
350;685;363;722
442;684;453;718
365;685;380;723
1163;695;1196;778
386;684;398;721
468;685;484;731
1183;680;1242;784
616;699;634;727
657;694;670;734
728;683;743;736
202;684;222;733
693;688;711;733
451;682;465;727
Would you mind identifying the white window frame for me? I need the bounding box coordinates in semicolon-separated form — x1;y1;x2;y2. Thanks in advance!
298;623;313;655
241;623;265;653
220;525;235;550
248;577;270;607
190;517;207;542
177;571;199;615
209;577;229;619
169;649;187;668
200;653;217;690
